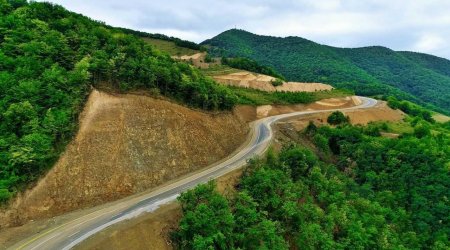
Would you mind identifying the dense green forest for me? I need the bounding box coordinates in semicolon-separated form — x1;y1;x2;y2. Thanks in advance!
221;57;285;80
0;0;238;202
203;29;450;114
173;115;450;249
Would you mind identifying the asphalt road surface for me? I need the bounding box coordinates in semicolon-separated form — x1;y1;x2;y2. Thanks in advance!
11;96;377;250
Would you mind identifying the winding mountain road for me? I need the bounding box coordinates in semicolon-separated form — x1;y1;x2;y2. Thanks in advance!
11;96;377;250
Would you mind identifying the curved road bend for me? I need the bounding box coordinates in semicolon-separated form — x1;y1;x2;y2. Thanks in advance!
11;96;377;250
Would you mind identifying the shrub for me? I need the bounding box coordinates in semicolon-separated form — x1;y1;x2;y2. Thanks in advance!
271;78;284;87
327;111;349;125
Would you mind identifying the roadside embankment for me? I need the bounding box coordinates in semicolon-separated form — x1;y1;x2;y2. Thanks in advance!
0;90;248;228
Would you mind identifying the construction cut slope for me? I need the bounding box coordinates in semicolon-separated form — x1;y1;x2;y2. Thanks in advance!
0;90;248;228
213;72;333;92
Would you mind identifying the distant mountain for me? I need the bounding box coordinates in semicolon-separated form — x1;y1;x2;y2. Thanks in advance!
202;29;450;114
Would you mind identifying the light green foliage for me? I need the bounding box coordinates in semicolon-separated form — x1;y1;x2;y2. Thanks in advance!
387;96;435;122
230;87;353;106
142;38;199;56
173;182;288;250
174;182;235;250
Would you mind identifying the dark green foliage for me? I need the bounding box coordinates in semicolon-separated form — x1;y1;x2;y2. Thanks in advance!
173;181;288;250
313;124;450;248
387;96;435;122
175;121;449;249
203;29;450;114
270;78;283;87
204;54;214;63
0;0;237;202
173;182;235;249
221;57;285;80
112;27;206;51
327;111;349;125
279;145;318;180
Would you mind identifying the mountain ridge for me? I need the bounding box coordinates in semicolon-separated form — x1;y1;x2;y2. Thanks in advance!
202;29;450;114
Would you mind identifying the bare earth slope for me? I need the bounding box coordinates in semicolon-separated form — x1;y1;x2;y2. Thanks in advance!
73;99;404;250
0;90;248;227
213;72;333;92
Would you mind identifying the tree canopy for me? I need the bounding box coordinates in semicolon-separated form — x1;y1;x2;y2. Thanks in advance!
174;117;450;249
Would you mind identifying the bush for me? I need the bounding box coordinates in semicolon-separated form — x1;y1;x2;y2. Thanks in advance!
0;189;13;203
327;111;349;125
387;96;435;122
270;78;284;87
204;54;214;63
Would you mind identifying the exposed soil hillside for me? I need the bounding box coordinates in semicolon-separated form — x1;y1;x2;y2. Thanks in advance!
172;52;219;69
213;72;333;92
72;100;404;250
0;90;248;228
278;101;404;132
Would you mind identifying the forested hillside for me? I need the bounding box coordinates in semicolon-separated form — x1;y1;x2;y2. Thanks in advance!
203;29;450;114
0;0;237;202
173;115;450;249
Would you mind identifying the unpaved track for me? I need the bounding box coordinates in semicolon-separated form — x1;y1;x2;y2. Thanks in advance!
10;97;377;250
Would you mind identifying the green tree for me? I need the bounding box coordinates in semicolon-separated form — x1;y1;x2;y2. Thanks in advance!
327;111;349;125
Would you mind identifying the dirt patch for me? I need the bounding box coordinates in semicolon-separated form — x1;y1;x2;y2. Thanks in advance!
213;72;333;92
433;113;450;123
228;96;363;122
0;90;248;228
172;52;219;69
282;101;405;131
254;96;362;119
74;168;243;250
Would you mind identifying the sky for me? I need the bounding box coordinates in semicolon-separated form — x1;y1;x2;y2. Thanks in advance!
41;0;450;59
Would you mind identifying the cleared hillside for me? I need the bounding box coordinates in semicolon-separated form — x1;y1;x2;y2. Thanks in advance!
0;1;239;205
213;71;332;92
71;102;405;250
0;90;248;227
202;29;450;114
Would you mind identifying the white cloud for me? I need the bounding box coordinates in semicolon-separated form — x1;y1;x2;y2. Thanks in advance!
38;0;450;59
413;34;445;53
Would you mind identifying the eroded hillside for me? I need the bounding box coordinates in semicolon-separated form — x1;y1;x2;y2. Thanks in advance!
0;90;248;227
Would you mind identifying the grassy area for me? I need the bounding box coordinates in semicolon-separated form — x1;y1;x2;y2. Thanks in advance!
385;121;414;134
229;87;354;106
432;113;450;123
201;64;242;76
370;117;449;136
143;38;199;56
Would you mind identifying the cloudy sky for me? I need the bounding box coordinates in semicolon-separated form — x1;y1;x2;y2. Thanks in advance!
42;0;450;59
